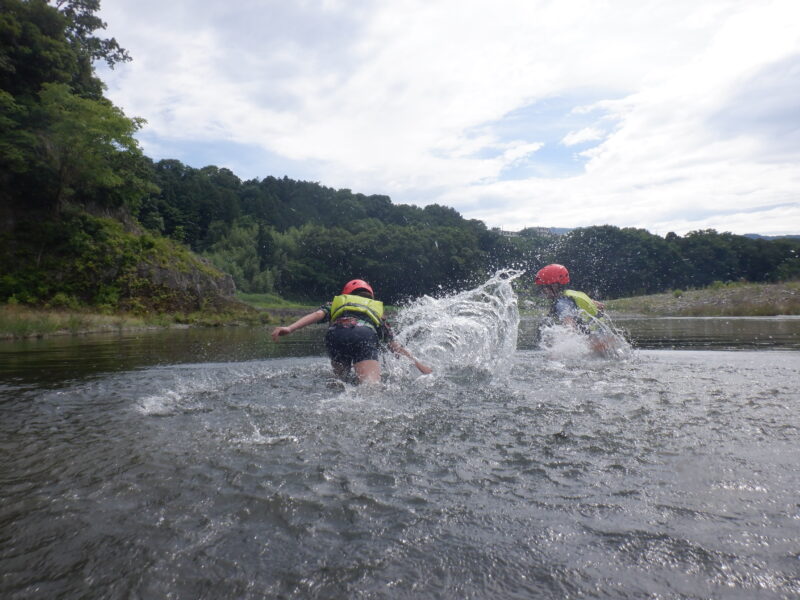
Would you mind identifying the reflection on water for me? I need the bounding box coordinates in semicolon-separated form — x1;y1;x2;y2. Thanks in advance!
615;315;800;350
2;304;800;599
518;315;800;351
0;326;325;385
2;315;799;385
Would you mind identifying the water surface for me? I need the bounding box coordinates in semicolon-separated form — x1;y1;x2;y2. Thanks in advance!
2;279;799;599
613;315;800;350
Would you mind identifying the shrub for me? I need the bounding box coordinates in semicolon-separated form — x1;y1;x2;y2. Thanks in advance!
93;285;120;308
48;292;81;310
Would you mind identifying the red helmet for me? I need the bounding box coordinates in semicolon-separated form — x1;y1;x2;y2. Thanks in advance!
341;279;374;297
535;264;570;285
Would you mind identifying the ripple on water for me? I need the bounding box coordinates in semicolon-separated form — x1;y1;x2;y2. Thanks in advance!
2;302;800;598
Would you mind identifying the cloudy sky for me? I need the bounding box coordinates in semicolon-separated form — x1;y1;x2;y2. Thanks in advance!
97;0;800;235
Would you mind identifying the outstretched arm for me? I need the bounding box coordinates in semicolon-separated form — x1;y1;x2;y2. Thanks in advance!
271;310;326;342
388;340;433;374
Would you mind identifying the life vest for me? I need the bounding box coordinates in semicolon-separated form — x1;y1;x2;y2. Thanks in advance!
330;294;384;328
564;289;601;320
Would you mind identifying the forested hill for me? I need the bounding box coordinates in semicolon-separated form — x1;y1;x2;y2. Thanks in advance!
135;163;522;302
1;1;799;314
133;162;800;303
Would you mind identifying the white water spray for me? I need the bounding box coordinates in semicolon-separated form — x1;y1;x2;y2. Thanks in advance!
538;313;633;360
390;270;523;379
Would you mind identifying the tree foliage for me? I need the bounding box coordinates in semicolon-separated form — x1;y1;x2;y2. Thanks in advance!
2;0;798;311
55;0;130;68
132;160;800;303
0;0;145;213
546;226;684;298
131;163;524;303
37;82;148;208
541;226;799;299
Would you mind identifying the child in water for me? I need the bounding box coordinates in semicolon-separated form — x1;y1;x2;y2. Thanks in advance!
534;264;618;356
271;279;432;384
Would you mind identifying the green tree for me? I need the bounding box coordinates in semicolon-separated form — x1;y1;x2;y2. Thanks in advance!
1;0;144;212
0;0;77;99
54;0;130;66
773;257;800;281
36;82;148;210
671;230;739;288
552;225;683;298
0;90;35;177
203;217;263;292
53;0;130;98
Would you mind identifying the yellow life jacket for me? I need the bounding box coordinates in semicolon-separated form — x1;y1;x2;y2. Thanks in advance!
330;294;384;328
564;289;600;320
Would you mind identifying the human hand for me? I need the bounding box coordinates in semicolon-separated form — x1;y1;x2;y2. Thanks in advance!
271;326;291;342
415;361;433;375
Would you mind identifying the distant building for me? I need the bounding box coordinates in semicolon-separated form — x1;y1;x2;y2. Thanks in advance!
524;227;558;237
491;227;520;238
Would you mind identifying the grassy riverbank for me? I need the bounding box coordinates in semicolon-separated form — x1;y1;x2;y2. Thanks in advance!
605;281;800;317
0;303;271;340
4;281;798;340
235;293;313;311
0;290;317;340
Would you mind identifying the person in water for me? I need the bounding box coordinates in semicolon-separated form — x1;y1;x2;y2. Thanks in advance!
271;279;432;384
534;263;613;355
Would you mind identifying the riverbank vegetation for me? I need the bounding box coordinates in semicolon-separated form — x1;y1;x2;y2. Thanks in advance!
234;293;312;310
605;281;800;317
0;301;270;340
0;303;165;338
5;279;797;340
2;1;799;338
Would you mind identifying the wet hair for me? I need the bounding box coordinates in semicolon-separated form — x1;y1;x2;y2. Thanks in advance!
351;288;374;298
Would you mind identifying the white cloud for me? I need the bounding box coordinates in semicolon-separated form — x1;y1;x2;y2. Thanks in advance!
501;142;545;165
99;0;800;235
562;127;605;147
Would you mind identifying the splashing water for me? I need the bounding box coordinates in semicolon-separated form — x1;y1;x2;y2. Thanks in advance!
390;269;523;379
590;314;634;359
539;312;633;360
3;323;800;598
538;323;594;358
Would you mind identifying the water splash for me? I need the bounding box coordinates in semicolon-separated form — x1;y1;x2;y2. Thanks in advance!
135;363;291;416
539;323;594;359
136;371;218;416
589;314;634;359
391;270;523;379
539;314;633;360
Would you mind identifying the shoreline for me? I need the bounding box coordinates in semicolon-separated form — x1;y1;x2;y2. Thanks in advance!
603;281;799;317
2;281;798;340
0;304;272;341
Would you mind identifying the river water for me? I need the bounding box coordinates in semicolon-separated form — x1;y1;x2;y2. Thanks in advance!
2;274;799;599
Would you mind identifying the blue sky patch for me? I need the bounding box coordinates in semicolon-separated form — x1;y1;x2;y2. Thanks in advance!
138;134;322;182
476;92;622;180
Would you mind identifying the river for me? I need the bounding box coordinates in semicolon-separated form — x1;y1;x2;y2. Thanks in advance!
1;275;799;599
